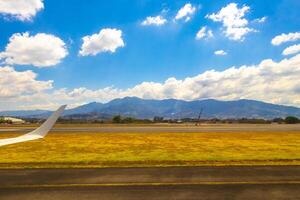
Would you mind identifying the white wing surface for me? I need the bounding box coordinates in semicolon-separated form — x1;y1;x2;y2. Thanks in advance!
0;105;66;147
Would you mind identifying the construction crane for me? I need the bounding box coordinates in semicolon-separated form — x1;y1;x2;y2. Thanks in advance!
195;108;204;126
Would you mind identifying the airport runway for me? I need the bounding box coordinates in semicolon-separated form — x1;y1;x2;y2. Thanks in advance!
1;166;300;199
1;124;300;134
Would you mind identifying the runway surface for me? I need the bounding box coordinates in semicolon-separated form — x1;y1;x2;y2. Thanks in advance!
1;124;300;134
1;166;300;199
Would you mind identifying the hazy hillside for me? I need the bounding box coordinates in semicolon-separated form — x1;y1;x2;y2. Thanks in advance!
1;97;300;119
0;110;50;117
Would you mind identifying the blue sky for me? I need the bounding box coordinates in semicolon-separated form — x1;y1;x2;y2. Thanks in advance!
0;0;300;110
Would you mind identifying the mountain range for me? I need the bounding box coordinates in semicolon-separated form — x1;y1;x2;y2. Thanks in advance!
1;97;300;119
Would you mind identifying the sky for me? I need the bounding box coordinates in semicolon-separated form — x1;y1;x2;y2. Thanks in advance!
0;0;300;110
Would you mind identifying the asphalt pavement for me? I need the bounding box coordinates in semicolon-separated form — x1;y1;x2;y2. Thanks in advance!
0;166;300;200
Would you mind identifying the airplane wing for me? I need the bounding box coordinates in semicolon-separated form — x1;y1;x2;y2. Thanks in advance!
0;105;67;147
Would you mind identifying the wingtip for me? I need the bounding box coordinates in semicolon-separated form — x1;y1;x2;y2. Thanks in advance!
55;105;67;117
60;105;67;110
24;104;68;138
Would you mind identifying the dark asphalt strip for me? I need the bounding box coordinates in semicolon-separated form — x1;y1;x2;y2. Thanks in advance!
1;181;300;189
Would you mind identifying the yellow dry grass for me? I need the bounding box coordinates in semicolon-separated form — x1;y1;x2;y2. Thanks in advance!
0;129;300;168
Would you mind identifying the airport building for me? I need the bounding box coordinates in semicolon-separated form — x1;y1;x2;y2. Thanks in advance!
1;117;25;124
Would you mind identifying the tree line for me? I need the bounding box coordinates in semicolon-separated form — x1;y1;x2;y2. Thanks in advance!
110;115;300;124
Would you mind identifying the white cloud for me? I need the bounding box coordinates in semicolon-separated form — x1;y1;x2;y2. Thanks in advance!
196;26;213;40
214;50;227;56
79;28;125;56
253;16;267;23
0;0;44;21
0;32;68;67
141;15;167;26
282;44;300;56
271;32;300;46
90;54;300;107
0;66;52;99
206;3;255;41
4;53;300;110
175;3;196;22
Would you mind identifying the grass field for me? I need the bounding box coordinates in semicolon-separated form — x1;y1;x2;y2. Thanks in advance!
0;125;300;168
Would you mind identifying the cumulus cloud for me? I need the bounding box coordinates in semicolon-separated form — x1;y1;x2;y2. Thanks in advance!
282;44;300;56
271;32;300;46
79;28;125;56
141;15;167;26
4;53;300;110
0;0;44;21
0;32;68;67
206;3;255;41
214;50;227;56
175;3;196;22
0;66;52;99
196;26;213;40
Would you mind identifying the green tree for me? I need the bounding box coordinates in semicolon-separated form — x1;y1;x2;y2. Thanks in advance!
285;116;300;124
112;115;121;123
